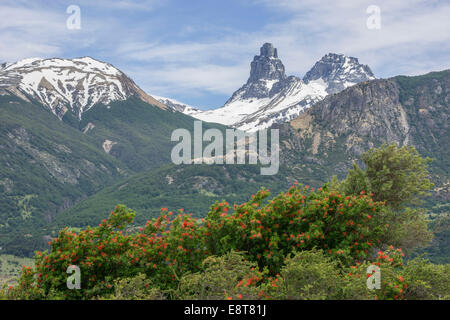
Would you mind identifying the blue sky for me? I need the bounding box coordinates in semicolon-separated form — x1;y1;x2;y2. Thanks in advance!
1;0;449;109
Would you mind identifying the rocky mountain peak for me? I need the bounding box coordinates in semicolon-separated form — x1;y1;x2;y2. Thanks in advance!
260;42;278;58
247;43;286;84
303;53;375;93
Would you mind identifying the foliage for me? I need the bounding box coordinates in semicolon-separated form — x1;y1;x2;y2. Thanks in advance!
341;164;371;197
401;257;450;300
203;185;386;274
348;247;407;300
341;144;434;253
415;213;450;264
273;249;371;300
3;183;402;300
361;144;433;210
98;273;166;300
378;208;433;253
3;187;449;300
176;251;268;300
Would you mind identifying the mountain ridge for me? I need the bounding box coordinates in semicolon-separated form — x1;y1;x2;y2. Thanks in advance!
0;56;167;120
163;43;375;131
278;69;449;193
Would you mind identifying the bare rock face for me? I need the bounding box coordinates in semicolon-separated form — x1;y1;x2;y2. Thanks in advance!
247;43;286;85
102;139;117;154
290;80;410;151
281;70;450;186
260;42;278;58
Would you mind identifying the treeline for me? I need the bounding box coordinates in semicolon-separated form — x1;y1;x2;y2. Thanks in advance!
1;144;449;300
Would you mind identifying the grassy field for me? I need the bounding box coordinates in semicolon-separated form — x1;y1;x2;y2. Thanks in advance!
0;254;34;287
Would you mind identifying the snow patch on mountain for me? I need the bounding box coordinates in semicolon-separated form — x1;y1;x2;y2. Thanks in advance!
153;95;201;115
0;56;166;120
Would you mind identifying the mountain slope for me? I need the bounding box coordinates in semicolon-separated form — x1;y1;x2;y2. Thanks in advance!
0;94;126;255
0;96;226;256
279;69;449;188
0;58;228;256
58;70;449;249
179;43;374;131
76;96;228;171
51;163;296;230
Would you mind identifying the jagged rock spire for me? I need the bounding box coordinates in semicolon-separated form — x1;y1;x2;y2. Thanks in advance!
260;43;278;58
247;43;286;83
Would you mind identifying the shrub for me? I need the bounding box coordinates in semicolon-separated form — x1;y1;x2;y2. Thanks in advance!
176;251;267;300
402;257;450;300
276;249;347;300
203;185;386;274
98;273;166;300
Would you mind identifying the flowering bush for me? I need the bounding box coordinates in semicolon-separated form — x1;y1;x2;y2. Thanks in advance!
4;183;444;300
28;205;208;299
2;266;41;300
203;184;387;274
345;247;406;300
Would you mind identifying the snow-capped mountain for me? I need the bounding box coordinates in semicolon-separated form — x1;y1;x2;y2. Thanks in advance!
303;53;375;94
153;95;200;114
172;43;375;131
0;57;166;120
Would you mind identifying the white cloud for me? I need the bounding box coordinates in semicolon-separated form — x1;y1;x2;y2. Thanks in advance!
254;0;450;76
0;4;66;60
117;0;450;104
127;62;249;96
0;2;105;62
